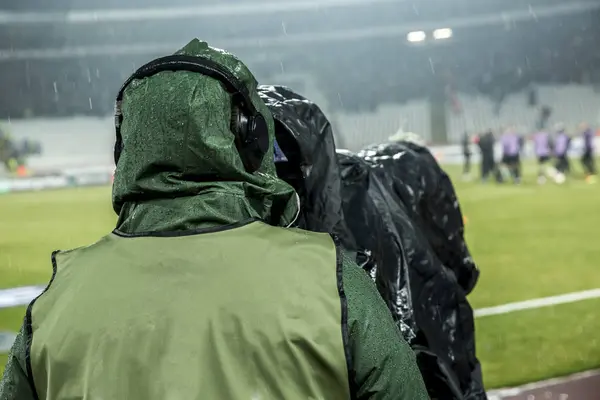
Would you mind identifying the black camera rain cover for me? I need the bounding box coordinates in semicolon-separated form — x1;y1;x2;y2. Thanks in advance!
258;85;416;340
258;84;484;398
356;141;485;399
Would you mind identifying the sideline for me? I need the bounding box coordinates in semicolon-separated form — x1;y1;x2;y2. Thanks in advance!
486;369;600;399
0;285;46;309
1;285;600;316
473;288;600;318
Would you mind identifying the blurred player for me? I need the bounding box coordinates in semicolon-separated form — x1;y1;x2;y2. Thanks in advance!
500;127;522;184
477;130;502;183
532;130;554;184
579;122;596;183
553;125;571;184
461;131;472;181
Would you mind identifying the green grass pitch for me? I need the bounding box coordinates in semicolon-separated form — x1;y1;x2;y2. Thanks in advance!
1;164;599;388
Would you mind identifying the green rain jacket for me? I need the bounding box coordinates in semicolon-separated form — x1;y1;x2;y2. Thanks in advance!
0;40;428;400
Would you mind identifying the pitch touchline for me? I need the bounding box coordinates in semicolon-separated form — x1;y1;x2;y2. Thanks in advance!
474;288;600;318
486;369;600;399
1;286;600;316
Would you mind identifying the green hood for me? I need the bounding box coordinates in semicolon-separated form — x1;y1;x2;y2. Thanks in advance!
112;39;299;233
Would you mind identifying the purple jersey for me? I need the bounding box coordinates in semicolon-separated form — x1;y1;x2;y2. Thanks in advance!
533;132;551;157
582;128;594;153
501;132;520;156
554;132;571;156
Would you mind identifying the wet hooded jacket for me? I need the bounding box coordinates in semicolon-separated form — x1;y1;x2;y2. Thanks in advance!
0;40;428;400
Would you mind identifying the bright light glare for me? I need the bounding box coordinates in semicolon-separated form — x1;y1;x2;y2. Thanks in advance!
407;31;426;42
433;28;453;40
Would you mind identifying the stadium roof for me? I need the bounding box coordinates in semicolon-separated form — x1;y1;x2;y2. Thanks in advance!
1;0;599;116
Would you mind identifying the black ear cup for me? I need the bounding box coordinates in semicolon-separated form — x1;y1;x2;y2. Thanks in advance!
238;113;269;173
230;105;266;173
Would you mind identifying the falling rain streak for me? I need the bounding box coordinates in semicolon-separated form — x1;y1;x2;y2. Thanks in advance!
428;58;435;75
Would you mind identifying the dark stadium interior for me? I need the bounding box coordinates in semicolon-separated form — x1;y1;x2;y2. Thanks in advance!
1;1;599;118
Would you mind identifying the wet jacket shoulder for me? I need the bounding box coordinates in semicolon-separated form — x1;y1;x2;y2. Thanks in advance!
342;253;429;399
1;235;429;400
0;324;35;399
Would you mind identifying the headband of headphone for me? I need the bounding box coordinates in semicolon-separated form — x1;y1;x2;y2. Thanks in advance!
113;54;269;173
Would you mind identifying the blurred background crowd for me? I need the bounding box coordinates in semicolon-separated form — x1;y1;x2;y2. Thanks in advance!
1;0;600;149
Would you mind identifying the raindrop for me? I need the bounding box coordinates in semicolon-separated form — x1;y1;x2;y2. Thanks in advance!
25;61;31;87
428;58;435;75
89;97;93;110
502;13;513;30
337;93;344;108
281;21;287;35
528;5;538;22
279;61;285;74
86;68;92;83
53;82;59;102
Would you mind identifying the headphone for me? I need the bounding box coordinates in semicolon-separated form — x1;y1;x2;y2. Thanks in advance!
113;54;269;173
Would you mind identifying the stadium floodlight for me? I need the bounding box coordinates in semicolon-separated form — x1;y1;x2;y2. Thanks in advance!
407;31;426;43
433;28;453;40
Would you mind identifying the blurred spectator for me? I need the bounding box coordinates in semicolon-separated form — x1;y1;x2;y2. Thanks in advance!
579;122;596;183
461;131;472;180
